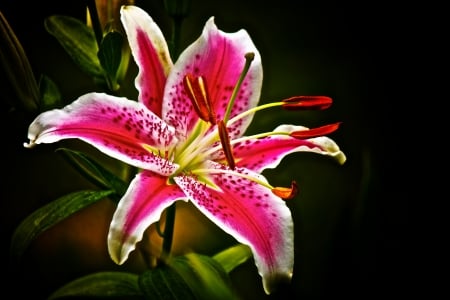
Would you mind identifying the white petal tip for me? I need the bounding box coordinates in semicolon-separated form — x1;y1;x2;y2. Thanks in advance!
108;233;132;266
335;151;347;165
262;272;293;295
108;248;128;266
23;141;35;148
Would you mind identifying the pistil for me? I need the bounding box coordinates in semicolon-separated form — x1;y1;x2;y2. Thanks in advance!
223;52;255;123
218;120;236;169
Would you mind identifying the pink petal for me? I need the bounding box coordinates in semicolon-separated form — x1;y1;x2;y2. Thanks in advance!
108;170;186;264
173;161;293;294
25;92;179;176
162;17;262;139
212;124;346;172
120;5;173;116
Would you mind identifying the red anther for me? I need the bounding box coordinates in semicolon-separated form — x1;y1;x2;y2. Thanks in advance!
290;122;341;139
282;96;332;110
272;180;298;200
183;73;216;124
218;120;236;170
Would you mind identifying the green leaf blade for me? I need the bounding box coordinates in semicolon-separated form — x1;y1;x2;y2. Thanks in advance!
44;15;103;79
0;10;39;112
213;244;252;274
169;252;240;300
47;271;142;300
98;30;124;91
56;148;128;200
138;267;196;300
10;189;114;264
39;74;62;110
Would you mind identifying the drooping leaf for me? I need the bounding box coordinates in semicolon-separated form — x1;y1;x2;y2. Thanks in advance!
10;189;114;263
38;74;62;110
213;243;253;274
98;30;124;91
47;271;142;299
44;15;103;79
138;266;196;300
56;148;129;201
168;252;240;300
0;10;39;112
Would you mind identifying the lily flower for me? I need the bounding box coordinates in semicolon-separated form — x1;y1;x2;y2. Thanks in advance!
24;5;345;294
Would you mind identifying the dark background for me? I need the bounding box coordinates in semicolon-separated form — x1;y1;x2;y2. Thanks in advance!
1;0;406;299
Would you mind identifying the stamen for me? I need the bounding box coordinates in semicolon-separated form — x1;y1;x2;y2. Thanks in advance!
218;120;236;170
223;52;254;123
227;96;332;128
174;120;210;171
271;180;298;200
290;122;342;139
282;96;332;110
142;143;161;156
183;73;216;124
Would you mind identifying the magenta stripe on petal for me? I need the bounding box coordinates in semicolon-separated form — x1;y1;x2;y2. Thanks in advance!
162;17;262;139
27;93;179;175
174;161;293;294
108;170;186;264
134;29;167;115
120;5;173;116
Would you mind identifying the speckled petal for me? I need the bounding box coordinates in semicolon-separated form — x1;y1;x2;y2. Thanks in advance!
162;17;262;139
108;170;187;264
173;161;293;294
25;92;179;176
211;124;346;172
120;5;173;116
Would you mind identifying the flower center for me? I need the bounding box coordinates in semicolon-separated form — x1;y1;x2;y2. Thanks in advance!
172;52;256;176
166;53;337;199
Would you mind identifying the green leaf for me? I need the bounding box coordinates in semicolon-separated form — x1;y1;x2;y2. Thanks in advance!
56;148;128;201
98;30;124;91
47;271;142;299
38;74;62;110
0;10;39;112
168;252;240;300
213;244;252;274
44;15;103;79
10;190;114;264
138;266;196;300
116;40;131;87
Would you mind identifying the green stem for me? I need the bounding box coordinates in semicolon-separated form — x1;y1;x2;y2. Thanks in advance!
170;16;183;61
86;0;103;47
161;202;176;260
